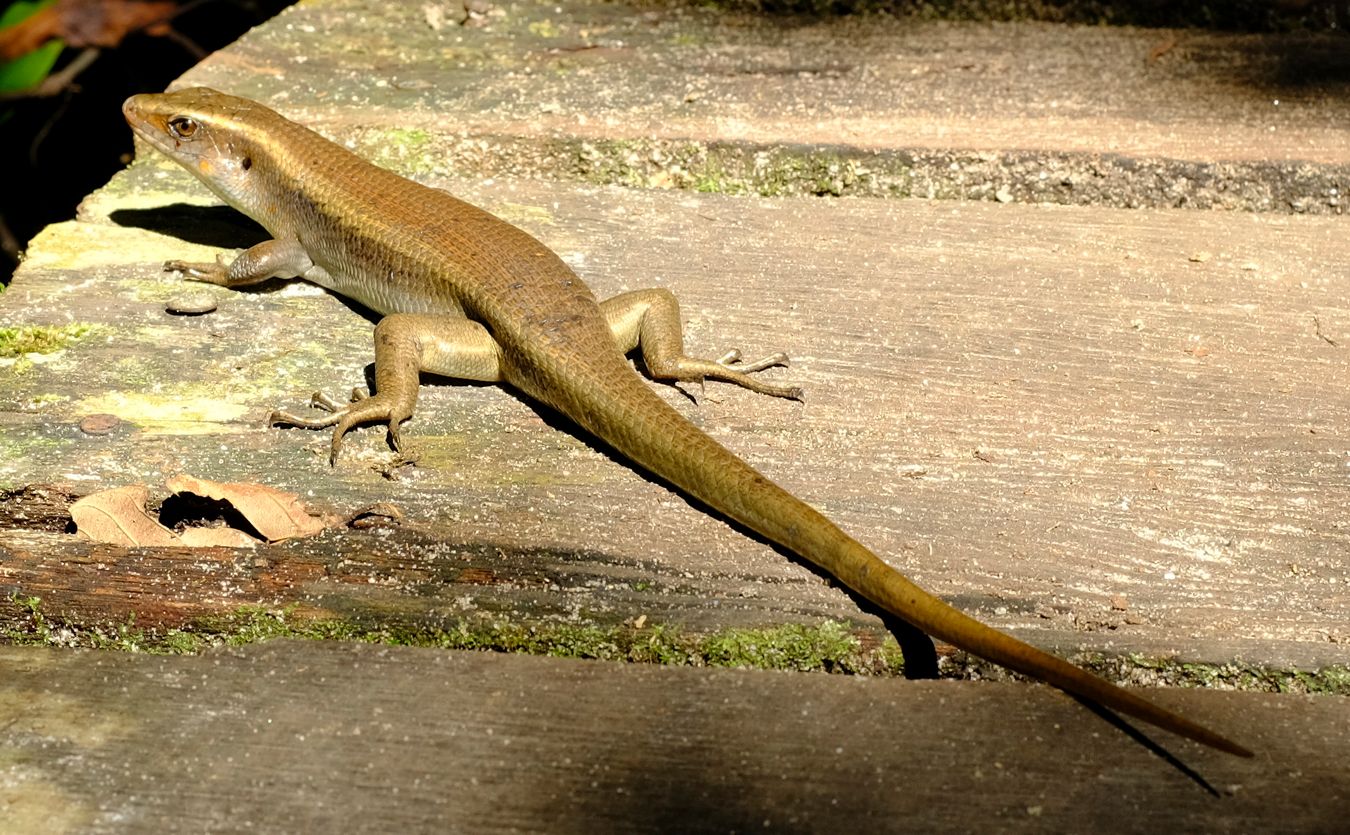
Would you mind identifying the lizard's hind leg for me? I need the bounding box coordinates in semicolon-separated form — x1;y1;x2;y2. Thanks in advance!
601;288;803;400
270;313;504;463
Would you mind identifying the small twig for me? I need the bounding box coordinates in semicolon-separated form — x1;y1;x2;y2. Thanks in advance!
1313;314;1339;346
0;46;99;102
159;26;206;60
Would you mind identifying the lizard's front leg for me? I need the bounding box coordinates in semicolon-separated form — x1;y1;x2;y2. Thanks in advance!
165;238;315;287
601;288;803;400
271;313;504;464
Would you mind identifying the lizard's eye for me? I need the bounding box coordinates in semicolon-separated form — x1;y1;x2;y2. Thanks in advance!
168;116;199;139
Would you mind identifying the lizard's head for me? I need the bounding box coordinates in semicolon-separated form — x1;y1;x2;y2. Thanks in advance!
123;87;277;212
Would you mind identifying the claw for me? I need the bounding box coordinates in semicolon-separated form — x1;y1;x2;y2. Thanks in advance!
328;412;367;465
711;348;791;375
310;391;343;413
164;253;230;284
269;408;339;430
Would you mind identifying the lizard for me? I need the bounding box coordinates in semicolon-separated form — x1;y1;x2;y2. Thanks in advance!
123;87;1252;758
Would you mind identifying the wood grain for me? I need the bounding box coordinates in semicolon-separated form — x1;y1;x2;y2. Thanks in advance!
0;641;1344;833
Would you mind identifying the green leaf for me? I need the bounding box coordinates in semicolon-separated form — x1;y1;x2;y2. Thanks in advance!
0;0;65;94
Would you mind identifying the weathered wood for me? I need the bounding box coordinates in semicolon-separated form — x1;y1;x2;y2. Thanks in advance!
162;0;1350;206
3;3;1347;670
1;170;1347;670
4;3;1349;829
0;641;1345;833
0;523;873;638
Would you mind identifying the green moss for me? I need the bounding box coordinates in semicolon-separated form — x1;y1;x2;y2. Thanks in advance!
691;155;745;195
398;620;876;671
566;138;888;199
6;595;46;641
701;620;863;672
527;19;563;38
0;595;894;672
0;324;94;358
0;433;68;487
5;596;1345;695
374;125;1336;214
362;127;440;176
1108;654;1350;696
160;630;208;654
1;599;362;654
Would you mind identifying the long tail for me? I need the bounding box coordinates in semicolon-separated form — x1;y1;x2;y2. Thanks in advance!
563;363;1253;757
826;532;1253;756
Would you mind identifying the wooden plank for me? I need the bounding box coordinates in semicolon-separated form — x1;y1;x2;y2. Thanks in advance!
161;0;1350;205
0;641;1345;832
2;169;1348;669
4;4;1346;827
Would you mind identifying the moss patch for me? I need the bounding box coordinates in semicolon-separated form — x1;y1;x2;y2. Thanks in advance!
362;127;439;176
1108;653;1350;696
1;595;901;674
569;139;880;199
0;324;95;358
4;595;1344;696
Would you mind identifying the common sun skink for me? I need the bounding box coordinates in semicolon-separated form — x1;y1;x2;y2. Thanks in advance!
123;87;1251;757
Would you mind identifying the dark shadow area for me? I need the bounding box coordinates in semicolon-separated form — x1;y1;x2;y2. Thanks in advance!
872;609;940;678
157;492;265;541
1262;37;1350;89
1071;694;1222;796
1183;31;1350;92
737;0;1350;32
110;203;270;250
111;202;386;327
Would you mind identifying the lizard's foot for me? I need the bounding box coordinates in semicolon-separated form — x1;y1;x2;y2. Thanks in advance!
714;348;791;374
599;289;803;400
308;389;368;412
269;390;412;465
690;348;802;401
164;255;230;285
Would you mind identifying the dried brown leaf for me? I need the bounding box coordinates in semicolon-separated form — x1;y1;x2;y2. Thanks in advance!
0;0;177;61
71;483;181;547
166;474;333;542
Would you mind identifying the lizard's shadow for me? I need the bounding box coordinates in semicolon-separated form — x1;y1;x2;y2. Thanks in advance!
110;203;396;325
111;204;270;250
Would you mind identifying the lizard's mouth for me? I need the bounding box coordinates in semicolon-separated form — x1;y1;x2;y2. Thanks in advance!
122;96;178;159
